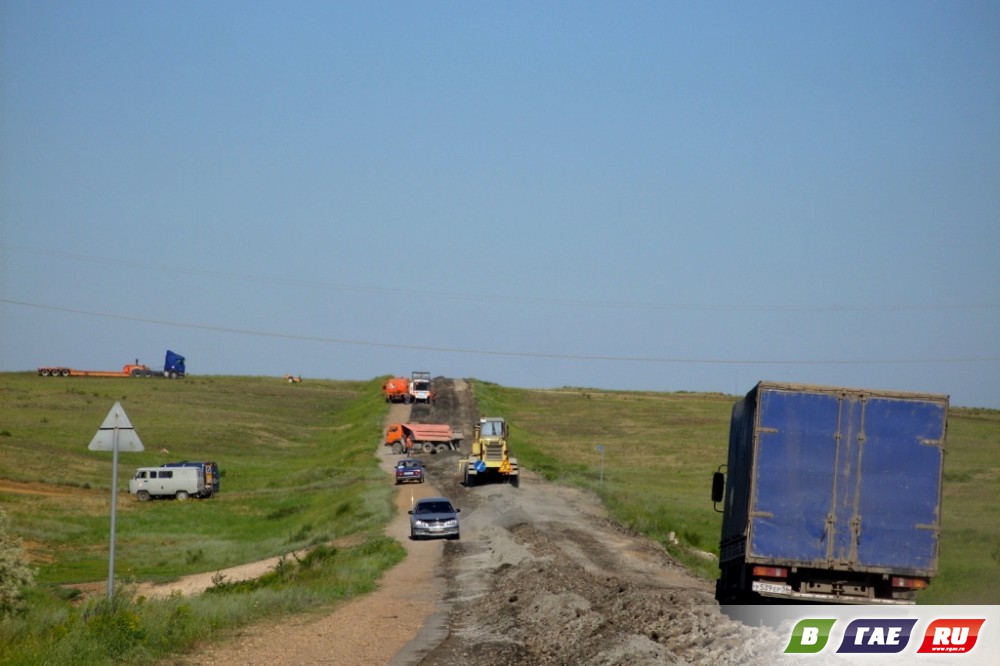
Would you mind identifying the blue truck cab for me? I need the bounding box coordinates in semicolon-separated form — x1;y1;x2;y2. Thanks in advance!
163;350;186;378
711;381;948;605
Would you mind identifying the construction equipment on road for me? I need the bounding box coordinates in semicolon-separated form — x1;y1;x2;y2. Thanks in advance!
384;423;464;455
409;371;434;404
38;350;186;379
382;377;410;403
459;417;519;487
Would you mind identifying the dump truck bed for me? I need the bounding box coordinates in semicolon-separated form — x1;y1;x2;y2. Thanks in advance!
402;423;457;441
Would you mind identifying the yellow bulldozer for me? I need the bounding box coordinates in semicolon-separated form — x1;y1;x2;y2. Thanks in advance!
458;417;519;487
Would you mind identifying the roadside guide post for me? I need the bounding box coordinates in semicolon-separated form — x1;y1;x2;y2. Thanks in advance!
88;402;144;601
596;444;605;487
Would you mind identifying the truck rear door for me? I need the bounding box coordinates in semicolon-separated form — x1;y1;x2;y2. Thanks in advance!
749;389;841;565
748;389;945;574
852;396;945;572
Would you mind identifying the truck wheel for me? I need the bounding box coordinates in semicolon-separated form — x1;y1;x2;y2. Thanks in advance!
391;442;403;455
436;444;447;454
511;474;520;488
137;490;151;502
423;443;434;454
175;490;189;500
61;369;71;377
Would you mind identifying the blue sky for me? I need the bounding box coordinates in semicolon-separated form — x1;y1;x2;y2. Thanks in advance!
2;2;998;408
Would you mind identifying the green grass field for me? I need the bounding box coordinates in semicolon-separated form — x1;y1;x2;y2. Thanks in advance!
0;373;997;663
0;373;404;664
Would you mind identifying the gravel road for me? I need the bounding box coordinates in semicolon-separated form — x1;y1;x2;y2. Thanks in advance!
160;378;794;665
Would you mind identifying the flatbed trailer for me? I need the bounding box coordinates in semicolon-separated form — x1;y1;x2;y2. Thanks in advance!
38;350;186;379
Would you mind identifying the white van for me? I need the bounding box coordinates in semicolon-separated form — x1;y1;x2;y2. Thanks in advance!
129;466;206;501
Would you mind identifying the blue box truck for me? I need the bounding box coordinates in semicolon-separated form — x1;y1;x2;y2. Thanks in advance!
711;381;948;604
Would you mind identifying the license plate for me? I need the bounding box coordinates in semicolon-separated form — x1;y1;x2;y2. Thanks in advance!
752;581;792;595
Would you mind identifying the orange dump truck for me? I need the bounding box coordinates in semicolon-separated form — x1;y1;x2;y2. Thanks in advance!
382;377;410;403
384;423;463;455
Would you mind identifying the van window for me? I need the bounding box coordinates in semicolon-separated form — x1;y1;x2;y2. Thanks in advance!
160;470;173;479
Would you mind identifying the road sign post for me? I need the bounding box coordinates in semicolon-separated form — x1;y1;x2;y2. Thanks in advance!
596;444;605;487
88;402;143;601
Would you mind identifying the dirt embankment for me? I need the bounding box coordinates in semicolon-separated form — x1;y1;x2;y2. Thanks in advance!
159;377;790;665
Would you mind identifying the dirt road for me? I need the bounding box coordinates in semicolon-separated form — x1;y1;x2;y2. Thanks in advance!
161;378;791;665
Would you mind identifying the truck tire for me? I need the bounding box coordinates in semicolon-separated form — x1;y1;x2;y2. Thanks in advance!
422;442;434;454
137;490;151;502
175;490;189;500
391;442;403;455
436;443;448;454
61;369;71;377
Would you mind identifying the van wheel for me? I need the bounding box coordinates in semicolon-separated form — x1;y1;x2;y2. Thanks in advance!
137;491;151;502
176;490;189;500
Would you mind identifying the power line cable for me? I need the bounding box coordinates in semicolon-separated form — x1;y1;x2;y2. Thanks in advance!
3;244;997;313
3;298;996;366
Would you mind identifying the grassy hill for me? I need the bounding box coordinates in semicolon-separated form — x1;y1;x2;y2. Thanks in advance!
0;373;404;663
0;373;997;662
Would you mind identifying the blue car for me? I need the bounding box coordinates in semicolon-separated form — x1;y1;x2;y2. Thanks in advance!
408;497;460;540
395;458;425;485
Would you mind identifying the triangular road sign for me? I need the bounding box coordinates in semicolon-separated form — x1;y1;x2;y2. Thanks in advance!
99;402;134;429
89;402;144;452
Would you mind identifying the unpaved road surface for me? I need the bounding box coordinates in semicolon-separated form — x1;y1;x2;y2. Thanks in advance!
161;378;791;665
